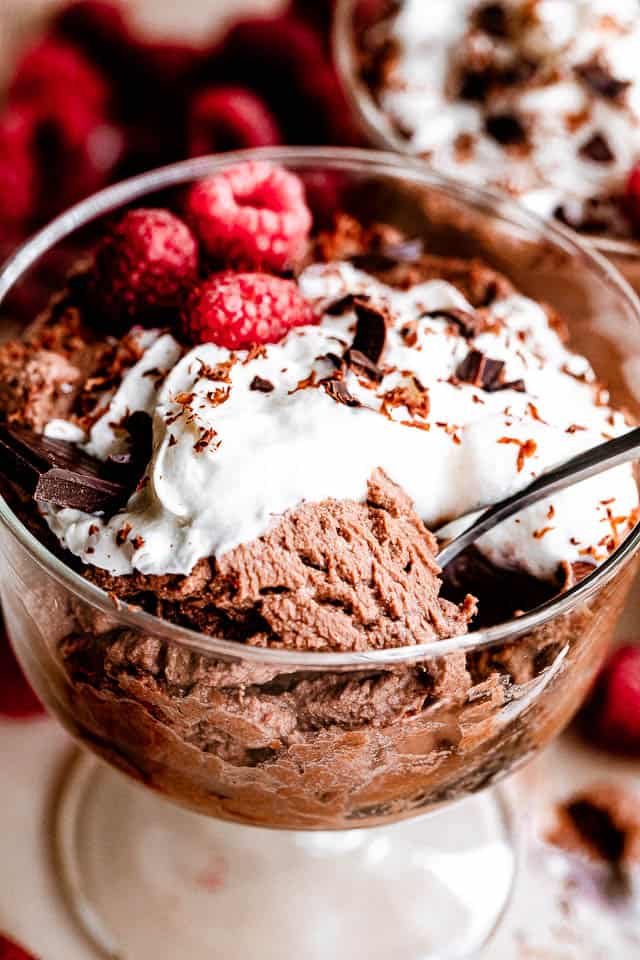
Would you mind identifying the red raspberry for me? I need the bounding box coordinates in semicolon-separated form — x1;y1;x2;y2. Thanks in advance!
0;934;38;959
181;271;316;349
186;161;312;271
0;621;44;720
92;208;198;329
625;165;640;231
581;644;640;754
188;87;281;157
9;39;109;113
0;105;38;227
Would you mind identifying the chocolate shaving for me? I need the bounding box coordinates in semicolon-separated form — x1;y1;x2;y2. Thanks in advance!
456;349;505;389
351;298;388;365
344;348;384;383
485;113;527;146
579;132;615;164
323;379;361;407
0;424;128;514
250;376;275;393
575;58;631;102
423;308;482;339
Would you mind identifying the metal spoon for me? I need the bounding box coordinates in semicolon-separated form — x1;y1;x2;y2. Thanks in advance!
436;427;640;567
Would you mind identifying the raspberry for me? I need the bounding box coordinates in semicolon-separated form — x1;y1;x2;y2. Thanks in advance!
581;644;640;754
0;934;39;959
203;15;330;144
0;105;38;226
625;164;640;231
181;271;316;349
92;208;198;330
186;161;312;271
0;621;44;719
30;90;123;218
188;87;281;157
9;39;109;113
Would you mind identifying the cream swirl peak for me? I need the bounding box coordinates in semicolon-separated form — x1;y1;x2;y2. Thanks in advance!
363;0;640;234
41;259;638;581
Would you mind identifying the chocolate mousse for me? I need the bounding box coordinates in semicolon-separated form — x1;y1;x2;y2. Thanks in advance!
0;161;638;828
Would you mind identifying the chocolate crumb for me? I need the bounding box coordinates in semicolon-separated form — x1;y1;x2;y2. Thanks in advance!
116;522;132;546
575;58;631;102
423;307;482;339
547;783;640;899
485;113;527;146
250;376;275;393
474;2;508;37
194;428;219;453
579;132;615;164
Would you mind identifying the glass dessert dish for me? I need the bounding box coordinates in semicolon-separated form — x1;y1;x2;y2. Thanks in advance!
1;147;640;960
334;0;640;297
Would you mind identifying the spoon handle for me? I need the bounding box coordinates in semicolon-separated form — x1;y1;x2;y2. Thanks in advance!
437;426;640;568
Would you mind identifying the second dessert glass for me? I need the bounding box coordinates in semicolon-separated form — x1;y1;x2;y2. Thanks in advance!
1;148;640;960
334;0;640;303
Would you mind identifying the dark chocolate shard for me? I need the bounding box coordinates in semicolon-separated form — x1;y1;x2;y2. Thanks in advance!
579;132;615;164
485;113;527;146
575;58;631;102
323;379;361;407
344;348;384;383
423;308;482;339
352;298;388;365
250;375;275;393
456;349;505;389
0;424;128;513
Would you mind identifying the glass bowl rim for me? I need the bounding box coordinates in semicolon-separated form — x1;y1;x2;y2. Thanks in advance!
1;144;640;669
332;0;640;261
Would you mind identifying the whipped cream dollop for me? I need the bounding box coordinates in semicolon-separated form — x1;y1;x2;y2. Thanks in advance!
370;0;640;230
41;260;638;581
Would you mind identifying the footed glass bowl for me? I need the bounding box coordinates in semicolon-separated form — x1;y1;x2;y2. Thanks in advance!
1;148;640;960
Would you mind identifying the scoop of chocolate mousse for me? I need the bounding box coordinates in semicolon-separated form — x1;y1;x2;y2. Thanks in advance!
85;468;477;652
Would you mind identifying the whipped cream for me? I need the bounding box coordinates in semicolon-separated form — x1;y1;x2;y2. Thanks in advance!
41;260;638;582
370;0;640;230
